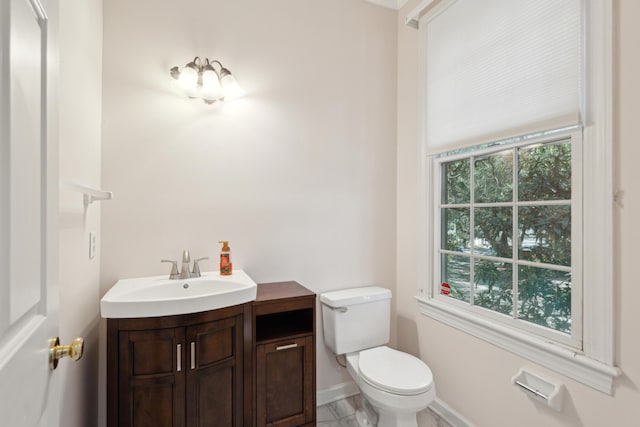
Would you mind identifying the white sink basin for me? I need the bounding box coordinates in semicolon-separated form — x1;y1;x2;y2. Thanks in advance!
100;270;257;318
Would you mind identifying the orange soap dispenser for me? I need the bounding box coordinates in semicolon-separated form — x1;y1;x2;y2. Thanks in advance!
219;241;232;275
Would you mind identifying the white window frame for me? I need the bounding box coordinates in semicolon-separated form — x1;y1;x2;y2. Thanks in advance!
412;0;621;394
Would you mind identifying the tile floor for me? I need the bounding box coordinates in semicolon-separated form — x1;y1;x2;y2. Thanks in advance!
317;395;451;427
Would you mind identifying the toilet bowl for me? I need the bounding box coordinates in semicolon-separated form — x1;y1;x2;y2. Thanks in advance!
320;287;435;427
346;347;435;427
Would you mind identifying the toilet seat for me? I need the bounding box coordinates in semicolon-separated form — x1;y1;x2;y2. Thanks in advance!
358;346;433;396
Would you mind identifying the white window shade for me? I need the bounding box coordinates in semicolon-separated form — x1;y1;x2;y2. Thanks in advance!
422;0;583;154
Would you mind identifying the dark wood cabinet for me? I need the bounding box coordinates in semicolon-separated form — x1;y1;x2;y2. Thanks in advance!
186;315;244;427
252;282;316;427
106;281;315;427
117;327;186;427
107;304;248;427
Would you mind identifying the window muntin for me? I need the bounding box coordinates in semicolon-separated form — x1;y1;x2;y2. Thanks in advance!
435;135;579;346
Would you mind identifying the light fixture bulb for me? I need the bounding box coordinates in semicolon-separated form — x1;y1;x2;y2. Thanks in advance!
201;63;223;101
178;62;200;98
219;71;245;101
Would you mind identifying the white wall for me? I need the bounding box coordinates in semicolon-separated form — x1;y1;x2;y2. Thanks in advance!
396;0;640;426
101;0;397;401
58;0;103;425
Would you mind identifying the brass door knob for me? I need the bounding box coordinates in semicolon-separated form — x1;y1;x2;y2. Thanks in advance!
49;337;84;370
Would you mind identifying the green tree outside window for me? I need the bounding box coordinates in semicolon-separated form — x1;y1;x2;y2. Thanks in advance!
441;140;572;334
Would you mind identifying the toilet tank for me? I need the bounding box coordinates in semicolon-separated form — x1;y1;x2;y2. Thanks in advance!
320;286;391;355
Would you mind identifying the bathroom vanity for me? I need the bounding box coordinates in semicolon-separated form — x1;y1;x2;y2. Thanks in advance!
105;281;315;427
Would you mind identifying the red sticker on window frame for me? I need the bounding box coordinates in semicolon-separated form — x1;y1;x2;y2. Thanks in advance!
441;282;451;296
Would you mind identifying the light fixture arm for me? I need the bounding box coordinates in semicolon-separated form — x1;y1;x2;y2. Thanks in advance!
203;58;220;78
208;59;231;79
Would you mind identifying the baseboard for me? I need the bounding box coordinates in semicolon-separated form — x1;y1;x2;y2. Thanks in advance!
316;381;359;406
428;398;475;427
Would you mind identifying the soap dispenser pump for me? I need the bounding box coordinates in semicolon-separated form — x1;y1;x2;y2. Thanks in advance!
219;241;232;275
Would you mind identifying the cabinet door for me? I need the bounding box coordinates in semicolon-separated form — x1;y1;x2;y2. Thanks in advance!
186;315;244;427
118;328;186;427
256;336;314;427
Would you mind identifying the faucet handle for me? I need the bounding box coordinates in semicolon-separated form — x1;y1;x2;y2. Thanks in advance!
192;257;208;277
161;260;179;279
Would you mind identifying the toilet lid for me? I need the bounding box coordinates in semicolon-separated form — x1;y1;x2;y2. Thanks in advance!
358;346;433;396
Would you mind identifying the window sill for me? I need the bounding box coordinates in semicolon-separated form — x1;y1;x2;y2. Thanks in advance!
415;296;621;394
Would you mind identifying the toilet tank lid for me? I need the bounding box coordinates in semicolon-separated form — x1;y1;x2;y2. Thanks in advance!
320;286;391;307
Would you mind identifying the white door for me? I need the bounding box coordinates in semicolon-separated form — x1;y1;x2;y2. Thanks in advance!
0;0;60;425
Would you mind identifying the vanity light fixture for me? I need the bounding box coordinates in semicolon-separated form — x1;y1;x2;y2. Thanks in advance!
170;57;245;104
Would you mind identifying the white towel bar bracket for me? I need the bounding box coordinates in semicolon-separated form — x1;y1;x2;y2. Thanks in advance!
63;182;113;206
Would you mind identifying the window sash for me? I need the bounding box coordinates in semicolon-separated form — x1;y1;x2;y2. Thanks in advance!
431;129;583;349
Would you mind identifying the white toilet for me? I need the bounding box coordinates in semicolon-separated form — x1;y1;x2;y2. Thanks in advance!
321;287;435;427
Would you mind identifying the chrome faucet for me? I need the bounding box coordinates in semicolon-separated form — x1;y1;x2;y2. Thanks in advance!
161;250;208;280
180;250;191;279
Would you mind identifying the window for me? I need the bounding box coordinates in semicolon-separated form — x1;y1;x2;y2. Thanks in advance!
410;0;620;393
434;130;581;349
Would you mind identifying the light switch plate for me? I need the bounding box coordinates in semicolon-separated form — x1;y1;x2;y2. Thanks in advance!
89;231;96;259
